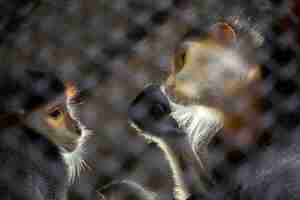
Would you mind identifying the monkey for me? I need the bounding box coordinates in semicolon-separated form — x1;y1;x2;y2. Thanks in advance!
128;21;263;200
0;68;70;200
165;22;263;149
129;84;213;200
0;68;106;200
129;6;300;200
0;67;162;200
25;80;93;184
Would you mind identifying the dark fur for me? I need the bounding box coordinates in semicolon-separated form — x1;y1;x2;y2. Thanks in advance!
0;68;68;200
0;125;68;200
129;83;300;200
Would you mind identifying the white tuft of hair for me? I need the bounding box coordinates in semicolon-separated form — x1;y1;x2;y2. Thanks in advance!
63;94;93;184
161;85;224;178
130;86;224;200
170;103;224;168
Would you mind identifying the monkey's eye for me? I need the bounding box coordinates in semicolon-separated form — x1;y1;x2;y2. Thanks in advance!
48;109;61;119
45;106;65;128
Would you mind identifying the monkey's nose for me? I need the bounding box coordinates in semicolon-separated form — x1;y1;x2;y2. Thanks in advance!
128;85;183;137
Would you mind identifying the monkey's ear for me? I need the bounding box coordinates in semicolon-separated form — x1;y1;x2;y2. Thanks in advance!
64;81;78;98
209;22;237;45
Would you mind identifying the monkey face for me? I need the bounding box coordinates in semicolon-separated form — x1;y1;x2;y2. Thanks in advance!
0;69;83;153
24;83;83;153
129;23;263;170
166;23;261;108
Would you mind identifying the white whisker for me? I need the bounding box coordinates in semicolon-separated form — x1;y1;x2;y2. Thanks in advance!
170;102;224;167
63;93;94;184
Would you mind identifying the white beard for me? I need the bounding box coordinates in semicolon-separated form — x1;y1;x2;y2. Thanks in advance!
161;86;224;168
129;86;225;200
63;96;92;184
24;95;93;185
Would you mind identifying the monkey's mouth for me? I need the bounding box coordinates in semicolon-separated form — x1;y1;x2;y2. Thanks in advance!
129;84;224;148
128;84;184;138
41;126;82;153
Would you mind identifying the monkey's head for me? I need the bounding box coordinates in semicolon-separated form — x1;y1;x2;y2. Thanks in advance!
24;81;86;153
129;22;262;139
128;22;264;179
166;22;262;111
0;68;86;154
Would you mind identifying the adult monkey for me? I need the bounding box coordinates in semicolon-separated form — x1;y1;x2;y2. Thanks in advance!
129;22;263;200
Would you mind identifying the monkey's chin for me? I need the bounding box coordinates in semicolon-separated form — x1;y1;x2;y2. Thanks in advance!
62;129;92;184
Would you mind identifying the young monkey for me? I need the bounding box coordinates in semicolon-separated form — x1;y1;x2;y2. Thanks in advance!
25;81;93;184
129;22;263;200
0;70;93;200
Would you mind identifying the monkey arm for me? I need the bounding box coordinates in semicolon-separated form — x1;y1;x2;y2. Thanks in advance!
96;179;159;200
130;122;190;200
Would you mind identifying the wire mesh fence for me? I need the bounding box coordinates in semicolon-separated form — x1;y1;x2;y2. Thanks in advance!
0;0;299;199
